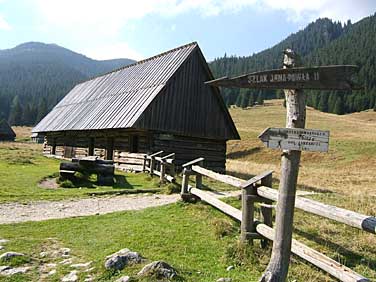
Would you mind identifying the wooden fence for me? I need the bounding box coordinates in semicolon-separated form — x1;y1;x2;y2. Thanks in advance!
181;158;374;282
143;151;176;183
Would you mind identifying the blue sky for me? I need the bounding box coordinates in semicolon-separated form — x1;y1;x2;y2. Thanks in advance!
0;0;375;61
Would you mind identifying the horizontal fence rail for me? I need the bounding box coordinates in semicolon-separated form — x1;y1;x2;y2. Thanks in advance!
181;158;372;282
143;151;176;183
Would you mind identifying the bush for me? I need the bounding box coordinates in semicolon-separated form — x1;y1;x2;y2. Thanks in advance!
60;179;75;188
165;183;180;194
212;219;235;238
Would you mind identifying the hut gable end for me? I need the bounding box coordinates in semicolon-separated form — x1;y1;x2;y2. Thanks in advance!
134;48;239;140
0;119;16;141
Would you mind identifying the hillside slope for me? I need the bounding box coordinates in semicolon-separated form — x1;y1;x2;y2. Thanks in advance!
0;42;135;125
210;14;376;114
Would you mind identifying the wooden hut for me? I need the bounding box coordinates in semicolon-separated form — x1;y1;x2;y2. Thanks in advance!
0;119;16;141
32;42;240;172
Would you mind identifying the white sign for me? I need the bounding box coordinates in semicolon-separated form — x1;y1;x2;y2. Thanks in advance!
258;128;330;152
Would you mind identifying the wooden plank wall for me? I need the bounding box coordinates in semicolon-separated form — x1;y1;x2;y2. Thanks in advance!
152;134;226;172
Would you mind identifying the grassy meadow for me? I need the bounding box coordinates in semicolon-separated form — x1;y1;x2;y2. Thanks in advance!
0;101;375;281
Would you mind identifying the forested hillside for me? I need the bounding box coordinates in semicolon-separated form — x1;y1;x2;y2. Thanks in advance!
209;14;376;114
0;42;135;126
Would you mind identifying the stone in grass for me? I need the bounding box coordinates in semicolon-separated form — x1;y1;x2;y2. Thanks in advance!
138;261;177;279
104;248;144;270
116;276;131;282
217;278;232;282
0;239;9;244
226;265;234;271
0;252;25;261
70;261;92;269
0;266;30;276
61;270;78;282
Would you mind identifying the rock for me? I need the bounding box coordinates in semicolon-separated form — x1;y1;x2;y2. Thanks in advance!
104;248;144;270
226;265;234;271
0;252;25;261
0;266;30;276
61;270;78;282
84;267;95;272
217;278;232;282
59;258;73;265
40;251;49;258
48;269;57;276
70;261;92;269
46;263;57;268
59;248;71;257
0;239;9;244
0;246;3;251
84;275;94;282
137;261;177;279
116;276;131;282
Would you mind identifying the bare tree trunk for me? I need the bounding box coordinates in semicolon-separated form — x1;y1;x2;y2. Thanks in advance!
260;49;306;282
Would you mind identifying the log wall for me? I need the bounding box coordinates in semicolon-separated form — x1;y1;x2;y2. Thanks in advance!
44;129;227;172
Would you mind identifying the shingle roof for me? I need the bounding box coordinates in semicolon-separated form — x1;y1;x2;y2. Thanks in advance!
33;42;198;133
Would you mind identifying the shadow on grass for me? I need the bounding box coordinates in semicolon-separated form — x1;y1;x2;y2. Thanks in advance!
227;147;261;160
113;174;139;189
294;228;376;269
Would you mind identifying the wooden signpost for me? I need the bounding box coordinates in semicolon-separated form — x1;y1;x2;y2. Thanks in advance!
206;49;361;282
258;128;330;152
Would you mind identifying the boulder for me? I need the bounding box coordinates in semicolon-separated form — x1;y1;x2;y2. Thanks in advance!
137;261;177;279
0;252;25;261
0;266;30;276
104;248;144;270
61;270;78;282
217;278;232;282
116;275;131;282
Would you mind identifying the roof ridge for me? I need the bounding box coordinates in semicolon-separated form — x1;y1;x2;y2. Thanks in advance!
79;41;198;84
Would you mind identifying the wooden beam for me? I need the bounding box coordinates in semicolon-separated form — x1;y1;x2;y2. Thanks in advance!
182;157;205;168
257;186;376;234
148;150;164;158
241;170;274;189
161;153;175;160
256;224;369;282
190;187;242;221
191;165;243;188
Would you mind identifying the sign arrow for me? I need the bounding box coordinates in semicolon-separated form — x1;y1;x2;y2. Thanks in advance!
206;65;362;90
258;128;330;152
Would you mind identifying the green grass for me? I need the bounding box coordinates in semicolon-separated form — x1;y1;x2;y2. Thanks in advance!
0;142;163;203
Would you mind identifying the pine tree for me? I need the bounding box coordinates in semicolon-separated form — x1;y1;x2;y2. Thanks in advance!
36;98;48;123
333;96;345;114
8;96;22;125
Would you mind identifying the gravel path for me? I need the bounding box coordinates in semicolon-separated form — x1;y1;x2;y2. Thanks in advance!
0;190;241;224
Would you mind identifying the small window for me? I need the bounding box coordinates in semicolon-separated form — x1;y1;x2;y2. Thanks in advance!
130;135;139;153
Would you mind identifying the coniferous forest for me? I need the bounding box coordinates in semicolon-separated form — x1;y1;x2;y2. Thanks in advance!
209;13;376;114
0;14;376;126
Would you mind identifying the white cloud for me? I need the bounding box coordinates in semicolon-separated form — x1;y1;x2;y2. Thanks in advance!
32;0;375;59
0;15;11;30
262;0;375;23
82;42;144;61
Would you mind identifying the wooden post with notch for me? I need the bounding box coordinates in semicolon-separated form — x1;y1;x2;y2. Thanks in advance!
260;49;305;282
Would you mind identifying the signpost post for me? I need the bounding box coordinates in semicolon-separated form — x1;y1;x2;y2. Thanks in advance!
206;49;361;282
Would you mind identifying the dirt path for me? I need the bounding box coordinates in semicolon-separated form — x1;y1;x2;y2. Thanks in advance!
0;190;241;224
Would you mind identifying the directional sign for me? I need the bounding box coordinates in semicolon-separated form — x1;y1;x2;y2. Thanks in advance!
258;128;330;152
205;65;361;90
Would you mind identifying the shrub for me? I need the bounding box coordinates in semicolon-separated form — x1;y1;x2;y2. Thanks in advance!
60;180;75;188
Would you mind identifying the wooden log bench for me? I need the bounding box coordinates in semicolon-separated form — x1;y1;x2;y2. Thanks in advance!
60;157;115;186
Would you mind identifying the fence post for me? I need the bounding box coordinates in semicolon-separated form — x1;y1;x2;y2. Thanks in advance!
181;168;190;201
150;156;155;177
143;155;147;172
260;173;273;248
160;161;166;184
196;159;203;189
240;184;255;244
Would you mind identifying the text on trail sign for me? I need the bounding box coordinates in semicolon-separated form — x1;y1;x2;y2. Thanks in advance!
258;128;330;152
205;65;361;91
